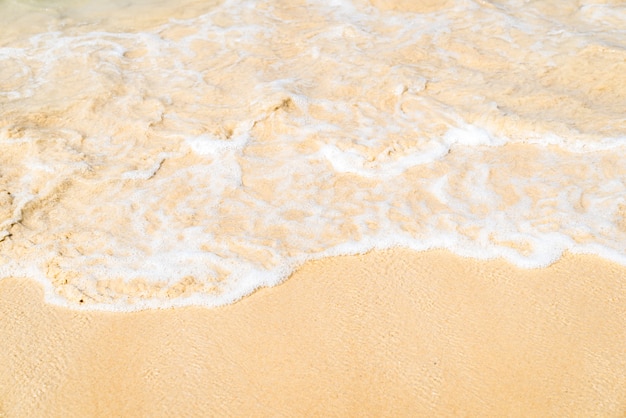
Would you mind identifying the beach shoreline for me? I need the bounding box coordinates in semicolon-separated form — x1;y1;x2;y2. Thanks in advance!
2;0;626;416
2;248;625;417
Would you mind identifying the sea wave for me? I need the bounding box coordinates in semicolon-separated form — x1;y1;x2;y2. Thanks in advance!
1;0;625;310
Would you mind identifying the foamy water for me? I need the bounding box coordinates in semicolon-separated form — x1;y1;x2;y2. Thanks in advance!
1;0;625;310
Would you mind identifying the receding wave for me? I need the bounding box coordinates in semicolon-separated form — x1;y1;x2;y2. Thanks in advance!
1;0;625;310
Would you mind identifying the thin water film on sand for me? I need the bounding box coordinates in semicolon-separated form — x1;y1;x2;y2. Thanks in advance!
0;0;625;310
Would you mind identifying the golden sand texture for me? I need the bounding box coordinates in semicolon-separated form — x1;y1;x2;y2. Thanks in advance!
1;249;625;417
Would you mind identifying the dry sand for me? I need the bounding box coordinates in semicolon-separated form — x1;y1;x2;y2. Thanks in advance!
1;248;626;417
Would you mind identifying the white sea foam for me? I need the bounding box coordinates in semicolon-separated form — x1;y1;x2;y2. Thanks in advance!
0;0;625;310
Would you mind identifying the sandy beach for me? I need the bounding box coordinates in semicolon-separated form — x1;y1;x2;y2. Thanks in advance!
2;248;625;417
2;1;626;416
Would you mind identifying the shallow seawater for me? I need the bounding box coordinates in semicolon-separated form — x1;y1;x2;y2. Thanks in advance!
1;0;625;310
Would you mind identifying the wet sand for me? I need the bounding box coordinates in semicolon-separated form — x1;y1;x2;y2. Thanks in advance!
1;249;625;417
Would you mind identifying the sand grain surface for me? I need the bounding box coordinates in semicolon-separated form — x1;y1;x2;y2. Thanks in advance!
2;249;625;417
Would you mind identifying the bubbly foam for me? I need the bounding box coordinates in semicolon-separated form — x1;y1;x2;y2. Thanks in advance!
0;0;625;310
